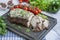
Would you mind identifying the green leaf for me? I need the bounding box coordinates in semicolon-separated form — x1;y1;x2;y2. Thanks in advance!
1;29;7;35
0;28;2;33
30;0;60;13
0;17;7;35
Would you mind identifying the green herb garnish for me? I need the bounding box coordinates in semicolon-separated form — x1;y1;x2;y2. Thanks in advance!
18;26;22;29
26;28;31;33
38;14;48;19
0;17;7;35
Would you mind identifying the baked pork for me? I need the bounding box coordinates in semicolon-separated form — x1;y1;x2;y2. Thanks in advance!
8;8;49;31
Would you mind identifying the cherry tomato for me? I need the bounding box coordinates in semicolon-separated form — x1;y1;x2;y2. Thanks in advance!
35;8;41;13
35;10;39;15
38;9;41;13
10;7;15;10
33;10;39;15
18;0;23;3
18;4;22;8
23;6;28;10
28;7;34;12
14;5;20;8
23;0;29;3
31;9;34;13
23;7;28;10
28;7;32;11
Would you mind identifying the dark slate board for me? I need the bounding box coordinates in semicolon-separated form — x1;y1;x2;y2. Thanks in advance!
2;11;57;40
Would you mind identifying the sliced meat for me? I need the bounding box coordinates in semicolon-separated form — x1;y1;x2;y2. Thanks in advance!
43;19;49;29
30;16;40;29
27;14;34;27
38;22;43;30
37;16;44;30
30;16;44;31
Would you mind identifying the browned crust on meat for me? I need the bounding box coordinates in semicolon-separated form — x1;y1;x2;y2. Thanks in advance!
7;16;28;27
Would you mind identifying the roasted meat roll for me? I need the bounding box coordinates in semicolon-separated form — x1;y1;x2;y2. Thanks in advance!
8;8;34;27
8;8;49;31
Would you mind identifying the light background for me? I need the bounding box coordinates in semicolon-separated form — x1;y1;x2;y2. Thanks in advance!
0;0;60;40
